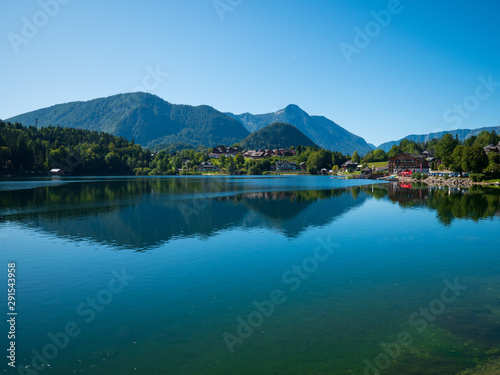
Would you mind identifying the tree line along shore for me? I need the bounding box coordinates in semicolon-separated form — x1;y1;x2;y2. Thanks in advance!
1;121;499;182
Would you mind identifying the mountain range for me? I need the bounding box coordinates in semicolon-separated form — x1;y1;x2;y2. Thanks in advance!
377;126;500;152
6;93;372;155
5;92;499;155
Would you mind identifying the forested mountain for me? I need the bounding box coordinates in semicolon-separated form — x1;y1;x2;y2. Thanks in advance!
240;122;317;149
6;93;250;149
378;126;500;152
228;104;373;155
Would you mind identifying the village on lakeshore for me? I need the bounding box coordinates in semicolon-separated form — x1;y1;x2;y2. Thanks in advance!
158;132;500;186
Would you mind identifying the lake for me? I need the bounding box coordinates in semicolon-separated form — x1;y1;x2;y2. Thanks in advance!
1;176;499;375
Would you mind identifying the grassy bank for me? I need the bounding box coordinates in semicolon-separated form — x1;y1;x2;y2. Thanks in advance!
363;161;388;169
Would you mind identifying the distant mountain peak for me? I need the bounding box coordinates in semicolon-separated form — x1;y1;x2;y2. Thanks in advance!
284;104;303;112
283;104;309;118
229;105;373;155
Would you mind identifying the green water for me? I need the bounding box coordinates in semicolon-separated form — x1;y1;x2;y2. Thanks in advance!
0;176;499;374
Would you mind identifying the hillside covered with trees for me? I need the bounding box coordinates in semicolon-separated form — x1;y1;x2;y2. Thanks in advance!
239;122;317;149
0;121;156;175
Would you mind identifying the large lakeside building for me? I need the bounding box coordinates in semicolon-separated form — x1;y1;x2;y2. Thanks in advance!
388;153;429;175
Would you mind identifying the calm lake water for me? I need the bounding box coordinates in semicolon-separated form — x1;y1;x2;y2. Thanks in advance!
1;176;499;375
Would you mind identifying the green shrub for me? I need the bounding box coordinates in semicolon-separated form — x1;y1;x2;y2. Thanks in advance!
469;173;485;182
247;166;261;175
412;172;428;180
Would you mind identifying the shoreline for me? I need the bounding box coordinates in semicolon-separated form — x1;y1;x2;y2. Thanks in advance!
1;173;499;188
395;176;499;187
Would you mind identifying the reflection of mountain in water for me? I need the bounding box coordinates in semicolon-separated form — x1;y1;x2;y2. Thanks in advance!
364;183;500;225
240;189;364;236
0;179;368;250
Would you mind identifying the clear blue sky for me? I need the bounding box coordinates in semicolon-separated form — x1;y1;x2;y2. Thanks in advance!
2;0;500;146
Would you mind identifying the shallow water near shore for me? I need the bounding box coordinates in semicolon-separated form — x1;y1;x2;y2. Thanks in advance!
1;176;499;374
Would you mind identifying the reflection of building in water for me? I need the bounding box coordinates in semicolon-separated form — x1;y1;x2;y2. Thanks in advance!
387;182;429;205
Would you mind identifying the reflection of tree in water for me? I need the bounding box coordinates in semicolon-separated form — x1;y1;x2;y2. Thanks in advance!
362;183;500;225
0;178;236;221
426;187;500;225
